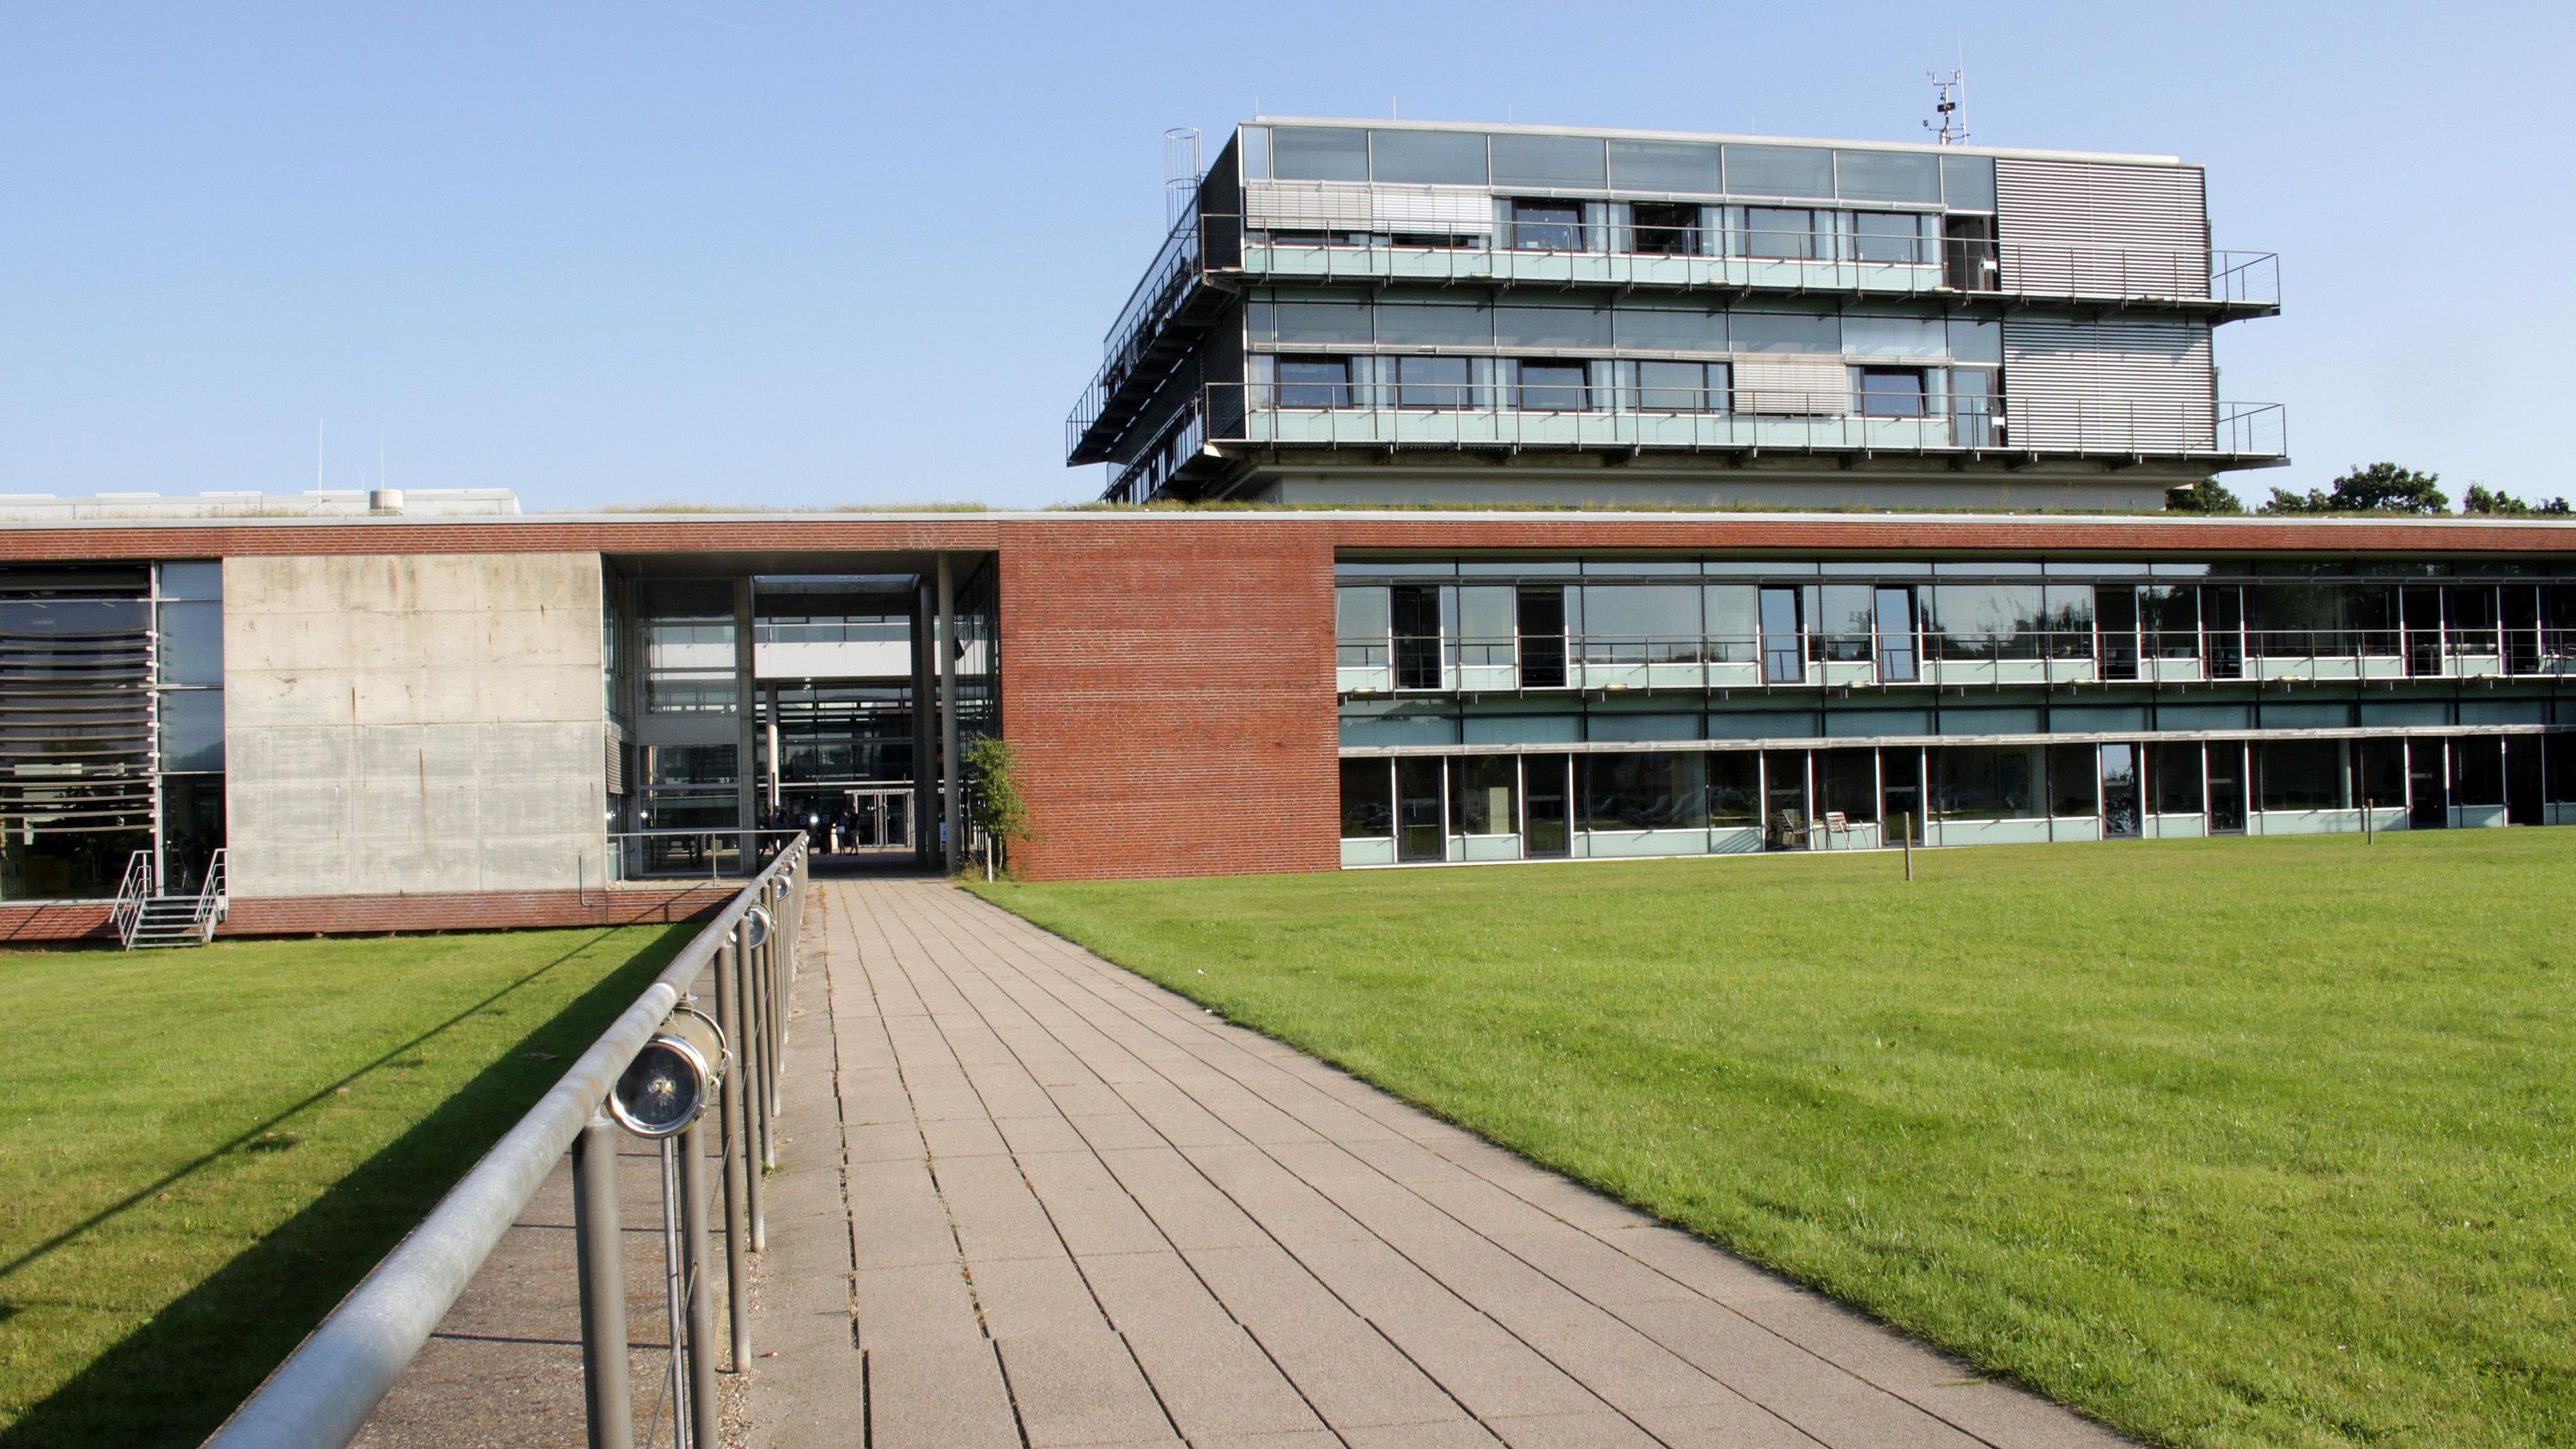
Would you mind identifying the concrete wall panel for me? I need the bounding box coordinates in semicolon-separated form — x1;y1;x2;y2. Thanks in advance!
226;552;606;898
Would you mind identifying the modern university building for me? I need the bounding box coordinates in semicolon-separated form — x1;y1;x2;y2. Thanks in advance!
8;116;2576;941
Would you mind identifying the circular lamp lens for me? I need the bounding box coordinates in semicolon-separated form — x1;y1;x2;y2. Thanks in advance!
610;1040;704;1137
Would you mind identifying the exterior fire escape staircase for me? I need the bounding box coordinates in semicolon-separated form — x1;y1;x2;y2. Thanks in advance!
111;848;228;949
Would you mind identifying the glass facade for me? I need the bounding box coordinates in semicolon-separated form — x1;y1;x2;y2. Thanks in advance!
1337;553;2576;867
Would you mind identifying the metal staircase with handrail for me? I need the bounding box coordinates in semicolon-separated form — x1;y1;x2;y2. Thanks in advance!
112;848;228;949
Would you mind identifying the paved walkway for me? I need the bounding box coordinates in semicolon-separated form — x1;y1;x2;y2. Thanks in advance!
747;879;2126;1449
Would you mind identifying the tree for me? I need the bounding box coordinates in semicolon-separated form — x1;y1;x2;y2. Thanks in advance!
2166;478;2244;514
2262;462;2448;514
2461;484;2573;516
961;734;1034;875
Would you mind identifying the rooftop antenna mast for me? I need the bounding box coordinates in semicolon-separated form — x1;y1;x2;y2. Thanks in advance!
1924;68;1969;146
1163;127;1201;228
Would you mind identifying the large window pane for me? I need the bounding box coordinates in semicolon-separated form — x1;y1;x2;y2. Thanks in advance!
1340;758;1393;837
1617;307;1727;351
1820;749;1878;823
1271;126;1369;181
1377;301;1492;346
1725;144;1833;198
1491;133;1606;187
1274;300;1374;344
1842;314;1945;357
1704;584;1758;663
155;560;223;600
1709;751;1759;826
2046;744;2099;817
1729;310;1838;352
2260;740;2344;810
1335;587;1389;667
1515;362;1589;412
159;690;224;772
1609;139;1721;192
1850;210;1929;264
1815;584;1874;662
1450;755;1518;835
1582;586;1700;661
1928;583;2047;660
1370;129;1485;185
2151;741;2202;814
1277;356;1352;408
1580;752;1707;831
156;598;223;686
1395;356;1471;410
1637;361;1714;413
1836;149;1940;204
2452;736;2505;806
1934;744;2042;819
1941;154;1997;209
1496;304;1610;349
1743;206;1815;259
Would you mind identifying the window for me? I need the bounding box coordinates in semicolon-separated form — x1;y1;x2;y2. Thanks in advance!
1704;585;1759;664
1276;356;1352;409
1449;756;1517;835
2150;741;2203;815
1725;143;1834;198
1709;751;1760;826
2042;583;2096;660
1616;307;1727;351
2046;744;2099;818
1874;587;1919;681
2452;736;2505;807
1820;749;1878;824
1934;745;2043;820
1850;211;1928;264
1927;583;2046;661
1516;361;1589;412
1369;129;1485;185
2256;740;2344;812
1525;754;1573;855
1815;583;1875;663
1508;198;1584;252
1744;206;1817;259
1609;138;1721;193
1728;310;1839;353
1270;300;1375;344
1390;586;1445;691
1835;149;1941;204
156;598;223;687
1580;752;1708;831
1491;133;1606;188
1335;587;1389;668
159;689;224;773
1856;367;1929;418
1517;588;1567;688
1395;356;1471;410
1271;126;1370;181
1496;304;1610;349
1637;361;1722;412
2140;584;2200;659
1378;301;1492;347
1628;201;1701;256
1579;585;1699;663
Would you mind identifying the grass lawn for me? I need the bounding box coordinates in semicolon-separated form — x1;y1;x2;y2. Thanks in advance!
975;830;2575;1449
0;923;694;1448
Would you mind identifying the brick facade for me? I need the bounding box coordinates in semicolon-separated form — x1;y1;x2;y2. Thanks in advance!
0;883;744;944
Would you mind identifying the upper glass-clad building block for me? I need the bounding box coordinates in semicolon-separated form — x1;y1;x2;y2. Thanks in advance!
1067;119;2284;513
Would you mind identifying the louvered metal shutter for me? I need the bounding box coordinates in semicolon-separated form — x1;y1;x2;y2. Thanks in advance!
1732;354;1849;414
1244;180;1374;231
2002;318;2215;452
1368;185;1494;234
1996;158;2209;298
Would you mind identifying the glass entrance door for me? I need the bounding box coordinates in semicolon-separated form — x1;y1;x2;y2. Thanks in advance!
2206;743;2247;833
2101;743;2142;838
2506;736;2543;825
1522;754;1571;858
1395;758;1445;862
2408;739;2448;827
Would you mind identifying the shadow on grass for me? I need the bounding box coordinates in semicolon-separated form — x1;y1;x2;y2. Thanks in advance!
0;925;693;1449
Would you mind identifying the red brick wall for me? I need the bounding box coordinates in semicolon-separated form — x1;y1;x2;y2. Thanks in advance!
0;885;742;945
998;519;1340;880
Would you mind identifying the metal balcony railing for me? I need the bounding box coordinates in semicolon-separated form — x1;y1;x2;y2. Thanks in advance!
1066;211;2279;465
1181;382;2282;458
1336;625;2576;696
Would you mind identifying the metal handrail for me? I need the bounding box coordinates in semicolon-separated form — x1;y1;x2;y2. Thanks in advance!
1338;624;2576;695
110;849;151;947
204;835;811;1449
191;848;228;945
1068;210;2279;447
1170;382;2282;461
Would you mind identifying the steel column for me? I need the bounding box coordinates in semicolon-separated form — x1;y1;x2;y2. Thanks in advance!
712;941;751;1370
573;1117;634;1449
738;922;768;1253
679;1112;718;1449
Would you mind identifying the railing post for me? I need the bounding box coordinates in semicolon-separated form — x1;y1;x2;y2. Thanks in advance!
738;923;769;1254
679;1109;718;1449
713;940;751;1371
574;1116;635;1449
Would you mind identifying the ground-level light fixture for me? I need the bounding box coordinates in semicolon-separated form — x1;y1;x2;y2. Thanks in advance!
608;1005;728;1138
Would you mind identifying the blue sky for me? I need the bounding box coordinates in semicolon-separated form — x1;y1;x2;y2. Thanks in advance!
0;1;2566;511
